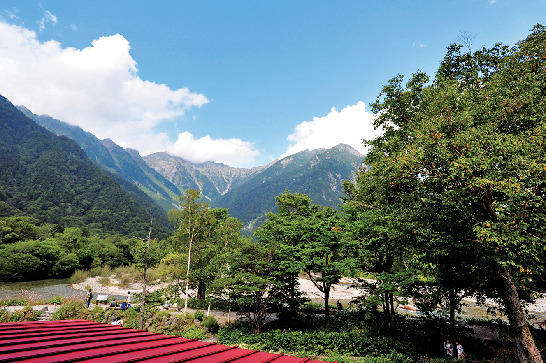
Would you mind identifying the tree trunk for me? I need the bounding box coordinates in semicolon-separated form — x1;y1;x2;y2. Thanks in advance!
383;292;393;328
448;285;456;339
184;236;193;313
324;286;330;330
138;265;147;330
496;264;542;363
197;280;206;300
289;273;296;318
389;294;394;317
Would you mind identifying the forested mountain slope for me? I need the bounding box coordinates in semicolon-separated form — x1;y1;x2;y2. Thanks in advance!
211;144;365;227
0;95;170;238
18;107;182;212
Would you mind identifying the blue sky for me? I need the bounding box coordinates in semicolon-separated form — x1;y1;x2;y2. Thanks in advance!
0;1;544;167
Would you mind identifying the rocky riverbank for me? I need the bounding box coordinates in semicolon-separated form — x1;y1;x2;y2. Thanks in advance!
71;276;170;298
70;275;546;315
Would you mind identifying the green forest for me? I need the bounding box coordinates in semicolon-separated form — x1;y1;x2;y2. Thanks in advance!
0;94;172;239
1;25;546;363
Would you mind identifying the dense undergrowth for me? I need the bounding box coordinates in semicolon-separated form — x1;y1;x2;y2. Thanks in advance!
218;310;546;362
2;295;546;362
0;306;41;322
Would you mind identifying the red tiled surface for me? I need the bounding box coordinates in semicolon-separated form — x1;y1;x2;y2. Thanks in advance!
0;320;328;362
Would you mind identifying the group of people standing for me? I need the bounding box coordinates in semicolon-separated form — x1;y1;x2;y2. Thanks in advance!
444;339;464;359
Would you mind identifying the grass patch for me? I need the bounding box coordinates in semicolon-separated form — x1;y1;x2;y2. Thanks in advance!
69;269;89;284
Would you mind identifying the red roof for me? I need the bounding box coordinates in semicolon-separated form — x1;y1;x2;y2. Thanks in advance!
0;320;327;362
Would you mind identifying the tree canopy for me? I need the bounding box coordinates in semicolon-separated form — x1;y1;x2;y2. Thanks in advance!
343;25;546;362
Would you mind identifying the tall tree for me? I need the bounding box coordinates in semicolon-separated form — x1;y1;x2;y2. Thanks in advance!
133;221;161;330
220;239;282;334
254;191;311;317
348;25;546;363
169;189;211;312
341;182;420;327
301;206;354;329
168;192;243;306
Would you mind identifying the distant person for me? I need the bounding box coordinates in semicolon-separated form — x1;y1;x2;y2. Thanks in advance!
164;298;171;310
85;289;93;308
120;301;128;310
337;300;343;311
110;298;117;307
111;317;123;326
444;339;453;358
456;341;464;359
127;291;132;304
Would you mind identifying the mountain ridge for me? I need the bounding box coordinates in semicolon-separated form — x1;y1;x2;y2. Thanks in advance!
18;106;182;212
1;96;171;238
16;103;365;233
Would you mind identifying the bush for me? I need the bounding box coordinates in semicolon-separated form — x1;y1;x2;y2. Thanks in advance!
69;269;89;284
194;310;205;321
0;298;28;306
52;301;90;320
43;296;63;305
218;322;407;359
302;301;323;314
202;316;219;333
133;289;165;305
181;324;208;340
0;306;40;322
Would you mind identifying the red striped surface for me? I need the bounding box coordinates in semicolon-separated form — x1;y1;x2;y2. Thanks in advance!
0;320;328;362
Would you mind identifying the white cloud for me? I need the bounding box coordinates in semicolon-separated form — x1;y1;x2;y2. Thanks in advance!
281;101;381;158
38;10;57;31
0;20;209;157
412;41;426;48
168;131;260;166
5;8;19;20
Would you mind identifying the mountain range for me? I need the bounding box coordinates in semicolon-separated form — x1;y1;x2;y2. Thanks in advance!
4;96;366;235
142;145;364;229
0;95;171;238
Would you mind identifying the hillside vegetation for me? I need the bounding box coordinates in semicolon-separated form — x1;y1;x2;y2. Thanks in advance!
0;96;171;238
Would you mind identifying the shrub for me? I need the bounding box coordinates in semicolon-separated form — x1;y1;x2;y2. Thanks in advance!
43;296;63;305
133;289;165;305
118;274;133;288
202;316;219;334
180;325;208;340
0;298;28;306
194;310;205;321
69;269;89;284
0;306;40;322
218;324;400;358
302;301;323;314
52;301;90;320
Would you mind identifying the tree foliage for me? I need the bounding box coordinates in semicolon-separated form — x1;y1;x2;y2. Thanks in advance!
0;217;136;281
343;25;546;362
0;95;171;239
256;190;354;329
167;189;244;304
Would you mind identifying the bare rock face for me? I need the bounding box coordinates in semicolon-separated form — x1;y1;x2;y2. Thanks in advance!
144;144;366;227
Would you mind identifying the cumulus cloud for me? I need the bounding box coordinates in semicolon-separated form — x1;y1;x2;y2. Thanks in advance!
0;20;209;157
168;131;260;166
281;101;381;158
